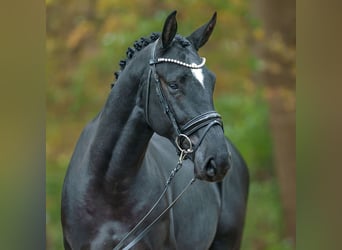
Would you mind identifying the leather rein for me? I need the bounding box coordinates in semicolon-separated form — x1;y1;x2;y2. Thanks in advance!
113;39;224;250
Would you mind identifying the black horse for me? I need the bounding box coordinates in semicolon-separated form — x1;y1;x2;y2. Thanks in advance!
61;11;249;250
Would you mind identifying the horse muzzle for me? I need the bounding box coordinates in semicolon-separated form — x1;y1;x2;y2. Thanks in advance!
189;126;231;182
194;147;231;182
174;111;231;182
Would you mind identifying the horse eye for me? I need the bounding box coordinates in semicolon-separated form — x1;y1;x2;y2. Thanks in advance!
168;82;179;90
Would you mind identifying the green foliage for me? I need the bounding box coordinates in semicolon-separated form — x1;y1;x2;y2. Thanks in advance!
242;179;293;250
215;91;274;179
46;163;64;250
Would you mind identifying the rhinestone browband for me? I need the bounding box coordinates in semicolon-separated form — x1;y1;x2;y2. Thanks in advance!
149;57;206;69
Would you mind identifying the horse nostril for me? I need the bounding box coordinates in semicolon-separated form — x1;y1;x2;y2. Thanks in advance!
205;159;217;177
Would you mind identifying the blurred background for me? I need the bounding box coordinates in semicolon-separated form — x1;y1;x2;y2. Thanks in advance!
46;0;295;249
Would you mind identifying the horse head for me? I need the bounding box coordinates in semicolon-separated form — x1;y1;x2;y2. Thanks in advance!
144;11;231;182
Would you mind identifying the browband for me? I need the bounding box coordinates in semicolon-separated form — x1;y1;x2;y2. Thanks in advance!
149;57;206;69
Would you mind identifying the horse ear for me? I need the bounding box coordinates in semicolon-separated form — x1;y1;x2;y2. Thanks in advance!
187;12;217;50
161;10;178;49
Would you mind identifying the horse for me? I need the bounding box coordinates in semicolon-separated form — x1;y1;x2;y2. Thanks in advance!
61;11;249;250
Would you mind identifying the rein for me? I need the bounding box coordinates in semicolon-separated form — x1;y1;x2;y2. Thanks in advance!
114;39;224;249
113;139;194;250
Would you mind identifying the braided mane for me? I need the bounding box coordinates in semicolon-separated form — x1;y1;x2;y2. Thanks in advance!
111;32;190;88
111;33;160;88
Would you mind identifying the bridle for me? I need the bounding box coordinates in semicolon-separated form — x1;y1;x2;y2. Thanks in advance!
113;39;226;250
145;39;224;157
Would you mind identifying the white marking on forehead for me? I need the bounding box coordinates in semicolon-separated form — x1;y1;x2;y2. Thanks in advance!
191;68;205;88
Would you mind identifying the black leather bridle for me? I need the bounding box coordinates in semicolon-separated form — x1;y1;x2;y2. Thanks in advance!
145;39;224;156
114;39;226;250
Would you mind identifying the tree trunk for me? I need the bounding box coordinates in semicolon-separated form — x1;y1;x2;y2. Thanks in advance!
252;0;296;244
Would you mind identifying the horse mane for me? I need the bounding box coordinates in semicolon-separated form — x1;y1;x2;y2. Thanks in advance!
111;32;160;88
111;32;190;88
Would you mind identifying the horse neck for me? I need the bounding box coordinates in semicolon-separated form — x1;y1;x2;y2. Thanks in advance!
90;54;153;193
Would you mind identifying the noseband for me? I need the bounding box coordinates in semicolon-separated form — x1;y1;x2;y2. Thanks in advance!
145;39;224;155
